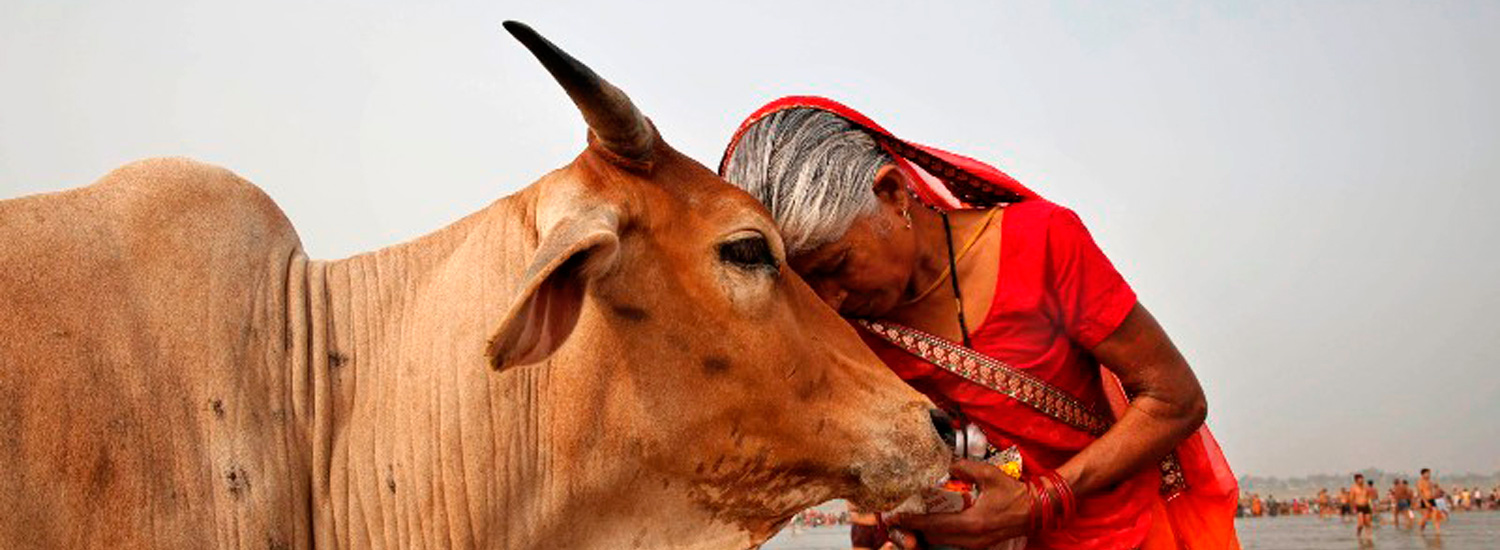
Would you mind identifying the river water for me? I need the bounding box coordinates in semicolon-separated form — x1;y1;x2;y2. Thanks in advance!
763;511;1500;549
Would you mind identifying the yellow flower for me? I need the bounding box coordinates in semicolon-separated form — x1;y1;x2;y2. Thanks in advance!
1000;461;1022;479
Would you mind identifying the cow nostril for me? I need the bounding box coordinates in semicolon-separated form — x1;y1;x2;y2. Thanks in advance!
928;408;956;450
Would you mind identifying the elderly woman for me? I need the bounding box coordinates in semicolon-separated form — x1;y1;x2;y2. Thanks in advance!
719;97;1239;550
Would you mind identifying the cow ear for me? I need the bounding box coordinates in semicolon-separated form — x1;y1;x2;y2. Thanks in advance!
487;207;620;371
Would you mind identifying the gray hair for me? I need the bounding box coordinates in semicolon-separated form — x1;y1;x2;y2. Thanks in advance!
723;108;892;257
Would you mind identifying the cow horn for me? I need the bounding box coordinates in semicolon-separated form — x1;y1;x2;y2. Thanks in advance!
504;21;655;163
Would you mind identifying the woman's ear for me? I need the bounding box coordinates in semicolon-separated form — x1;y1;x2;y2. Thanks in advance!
871;164;909;211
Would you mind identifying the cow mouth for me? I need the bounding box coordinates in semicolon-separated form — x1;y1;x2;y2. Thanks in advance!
847;445;952;510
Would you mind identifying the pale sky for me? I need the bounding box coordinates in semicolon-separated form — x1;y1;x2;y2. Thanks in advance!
3;0;1497;478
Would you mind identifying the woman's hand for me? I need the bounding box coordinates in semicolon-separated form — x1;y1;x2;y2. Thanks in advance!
888;459;1030;549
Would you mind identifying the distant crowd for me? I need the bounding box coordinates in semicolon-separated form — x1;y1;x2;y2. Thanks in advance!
1239;469;1495;541
1241;482;1496;518
789;508;853;529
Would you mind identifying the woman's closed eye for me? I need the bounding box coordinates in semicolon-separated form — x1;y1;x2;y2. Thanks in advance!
815;249;850;278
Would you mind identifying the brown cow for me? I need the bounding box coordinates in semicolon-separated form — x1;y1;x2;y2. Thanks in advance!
0;21;949;549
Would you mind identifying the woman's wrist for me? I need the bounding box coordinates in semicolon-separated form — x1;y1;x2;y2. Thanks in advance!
1056;461;1090;497
1025;468;1078;534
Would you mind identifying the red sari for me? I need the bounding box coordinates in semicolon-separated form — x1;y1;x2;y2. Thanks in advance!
721;97;1241;549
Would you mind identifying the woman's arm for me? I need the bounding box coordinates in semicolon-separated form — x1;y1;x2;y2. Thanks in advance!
892;302;1205;547
1056;302;1206;496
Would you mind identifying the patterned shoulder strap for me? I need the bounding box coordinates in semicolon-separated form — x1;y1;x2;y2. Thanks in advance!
858;319;1189;497
857;319;1111;436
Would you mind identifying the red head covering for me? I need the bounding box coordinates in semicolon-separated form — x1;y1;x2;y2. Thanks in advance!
719;96;1039;211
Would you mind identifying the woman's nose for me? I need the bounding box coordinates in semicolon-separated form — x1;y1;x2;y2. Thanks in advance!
815;284;847;311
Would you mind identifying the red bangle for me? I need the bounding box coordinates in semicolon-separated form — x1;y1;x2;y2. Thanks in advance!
1048;470;1078;524
1026;469;1078;534
1027;475;1050;533
1045;469;1078;528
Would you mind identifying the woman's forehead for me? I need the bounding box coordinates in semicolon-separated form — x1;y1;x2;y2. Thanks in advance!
790;215;886;269
788;240;846;272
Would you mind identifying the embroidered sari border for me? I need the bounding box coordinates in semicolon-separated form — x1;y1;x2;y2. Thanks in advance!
857;319;1110;436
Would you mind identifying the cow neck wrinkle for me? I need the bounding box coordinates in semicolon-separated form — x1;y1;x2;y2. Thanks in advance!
294;193;562;548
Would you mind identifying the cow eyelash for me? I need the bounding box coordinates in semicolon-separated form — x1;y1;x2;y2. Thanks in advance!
718;236;779;273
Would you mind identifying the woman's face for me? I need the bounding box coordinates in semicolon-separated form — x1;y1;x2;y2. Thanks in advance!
788;195;918;318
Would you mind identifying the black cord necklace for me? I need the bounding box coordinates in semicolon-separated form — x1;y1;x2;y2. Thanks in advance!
939;211;974;348
938;210;978;461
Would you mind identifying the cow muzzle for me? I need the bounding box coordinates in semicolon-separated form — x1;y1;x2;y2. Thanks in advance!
846;407;953;509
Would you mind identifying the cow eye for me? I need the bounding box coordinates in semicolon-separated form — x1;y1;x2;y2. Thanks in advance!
718;235;779;273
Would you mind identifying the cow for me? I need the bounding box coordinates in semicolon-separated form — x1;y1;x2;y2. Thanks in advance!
0;21;949;550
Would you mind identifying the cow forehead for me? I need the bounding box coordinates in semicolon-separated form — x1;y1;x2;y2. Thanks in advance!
568;143;777;234
650;147;775;225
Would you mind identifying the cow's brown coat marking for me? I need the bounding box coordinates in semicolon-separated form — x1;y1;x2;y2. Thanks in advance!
701;355;731;374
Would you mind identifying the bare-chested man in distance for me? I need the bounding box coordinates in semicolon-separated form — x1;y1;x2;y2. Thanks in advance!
1418;468;1446;534
1351;474;1374;543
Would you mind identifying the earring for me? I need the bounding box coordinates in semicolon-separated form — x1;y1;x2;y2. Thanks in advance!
902;207;912;229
